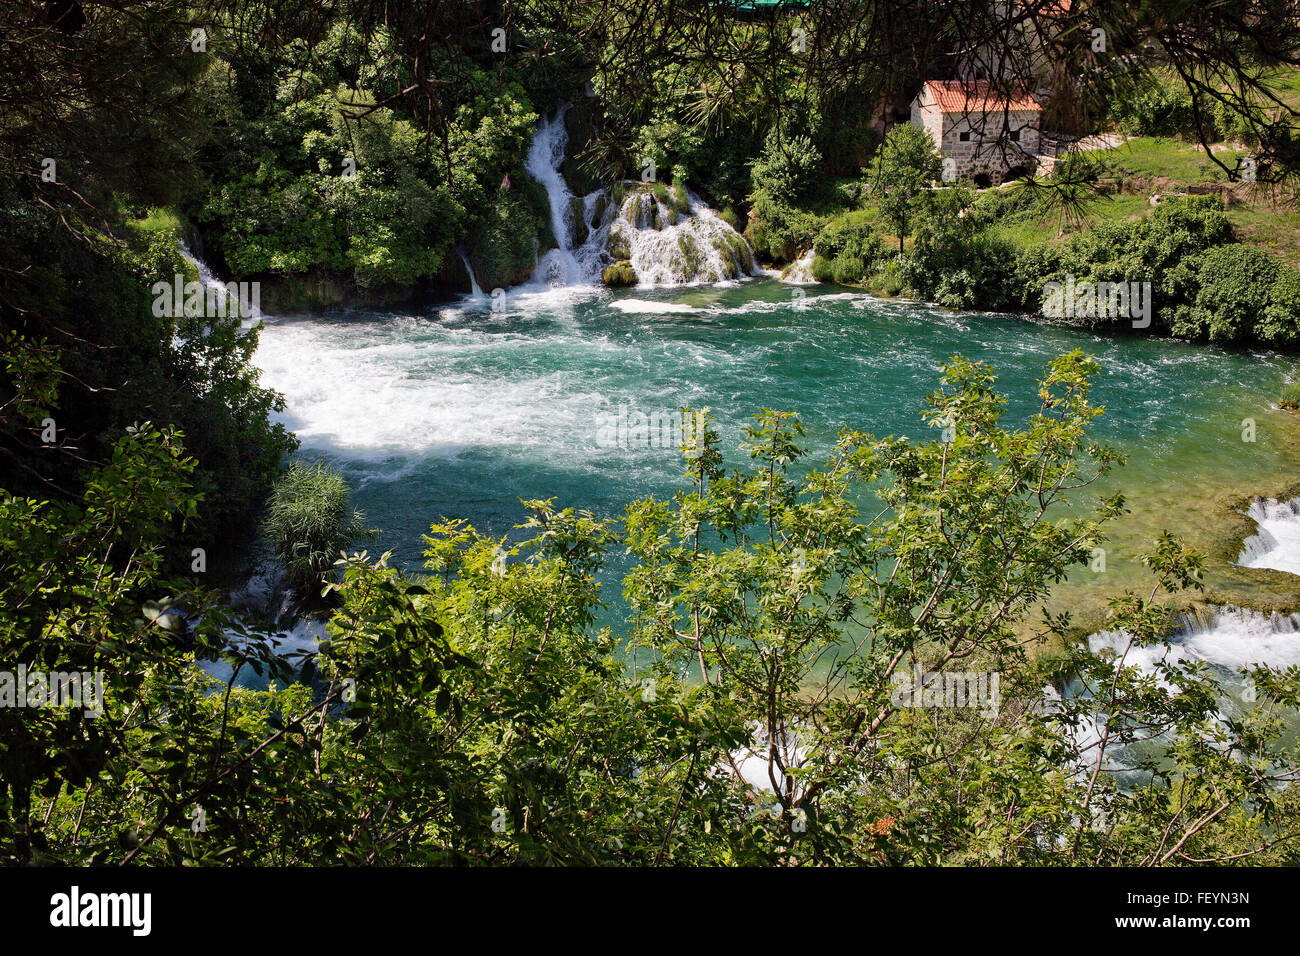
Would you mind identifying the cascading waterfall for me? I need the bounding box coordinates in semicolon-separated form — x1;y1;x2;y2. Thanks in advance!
1237;497;1300;575
525;105;585;288
597;185;757;286
177;242;262;324
457;245;485;298
1067;606;1300;779
1090;606;1300;683
521;106;758;288
781;249;818;284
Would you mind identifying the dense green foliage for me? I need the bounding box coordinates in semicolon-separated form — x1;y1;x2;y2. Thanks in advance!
194;24;559;304
1108;73;1275;147
809;171;1300;348
0;203;295;553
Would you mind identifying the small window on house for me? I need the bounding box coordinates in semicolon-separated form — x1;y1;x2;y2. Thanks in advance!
958;131;971;142
1009;129;1022;143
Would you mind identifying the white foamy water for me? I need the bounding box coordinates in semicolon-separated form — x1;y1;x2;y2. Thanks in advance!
525;106;588;288
729;723;808;796
1089;606;1300;683
1237;497;1300;575
610;299;699;314
253;316;630;461
780;250;817;285
177;242;262;326
603;187;757;287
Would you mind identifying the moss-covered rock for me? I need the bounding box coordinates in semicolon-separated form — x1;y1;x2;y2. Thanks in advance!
590;192;609;227
258;272;354;311
607;226;631;261
722;231;753;274
602;260;637;286
562;99;603;196
676;234;703;278
569;196;589;247
523;178;557;252
670;181;690;216
652;200;668;231
711;238;741;280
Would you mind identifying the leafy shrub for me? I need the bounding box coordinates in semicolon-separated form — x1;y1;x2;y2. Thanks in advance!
1113;79;1196;138
830;255;866;284
814;211;884;264
751;127;823;204
1260;267;1300;346
263;462;374;598
747;190;824;262
971;182;1039;223
870;256;905;296
1169;245;1300;344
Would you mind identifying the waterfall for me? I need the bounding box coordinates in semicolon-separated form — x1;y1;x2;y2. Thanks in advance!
1070;605;1300;779
598;184;757;287
1237;497;1300;575
177;242;262;324
525;105;584;288
457;245;485;298
1091;607;1300;680
520;106;758;289
781;249;818;285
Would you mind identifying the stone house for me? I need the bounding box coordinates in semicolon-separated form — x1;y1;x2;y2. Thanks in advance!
910;80;1042;186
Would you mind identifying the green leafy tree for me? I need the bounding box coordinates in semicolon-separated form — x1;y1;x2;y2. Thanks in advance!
871;124;943;251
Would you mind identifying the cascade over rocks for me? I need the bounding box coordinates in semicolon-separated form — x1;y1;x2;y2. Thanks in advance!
520;106;759;289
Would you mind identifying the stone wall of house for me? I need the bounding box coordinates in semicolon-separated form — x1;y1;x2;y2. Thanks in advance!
937;109;1040;184
910;97;945;151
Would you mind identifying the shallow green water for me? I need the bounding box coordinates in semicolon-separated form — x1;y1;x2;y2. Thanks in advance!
253;279;1300;629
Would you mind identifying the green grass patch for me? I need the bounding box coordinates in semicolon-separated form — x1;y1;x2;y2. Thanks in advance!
985;192;1153;250
1226;201;1300;268
1081;137;1244;183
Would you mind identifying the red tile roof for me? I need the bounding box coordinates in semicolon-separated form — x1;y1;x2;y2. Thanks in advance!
921;80;1041;114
